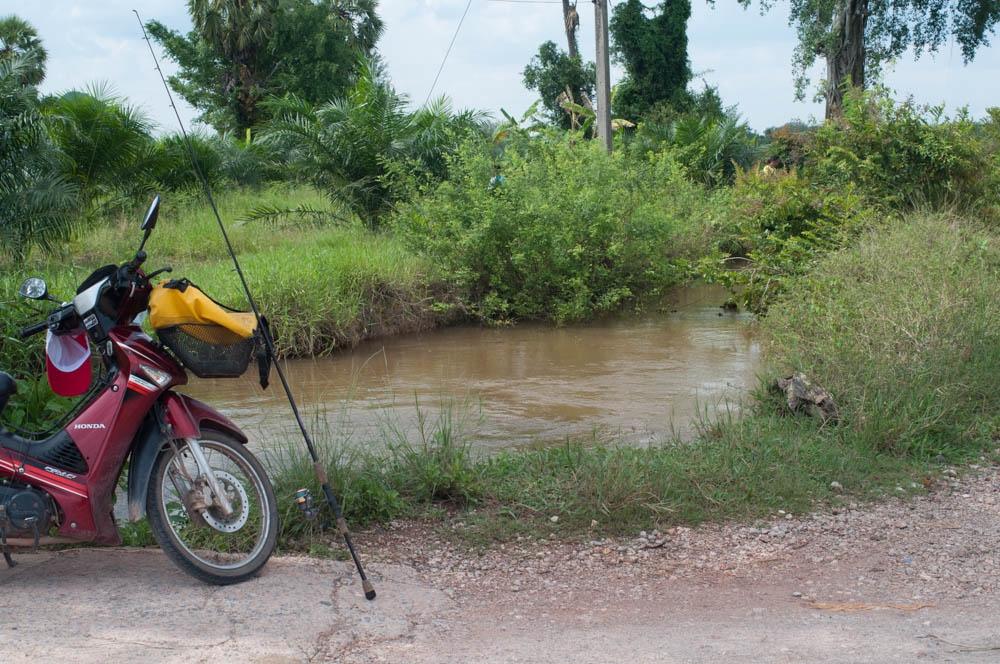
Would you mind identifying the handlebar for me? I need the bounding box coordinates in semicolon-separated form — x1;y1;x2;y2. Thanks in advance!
18;304;79;340
18;320;49;339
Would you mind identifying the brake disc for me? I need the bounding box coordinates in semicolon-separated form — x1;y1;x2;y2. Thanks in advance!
201;470;250;533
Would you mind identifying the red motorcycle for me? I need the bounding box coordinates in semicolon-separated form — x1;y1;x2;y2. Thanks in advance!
0;197;278;584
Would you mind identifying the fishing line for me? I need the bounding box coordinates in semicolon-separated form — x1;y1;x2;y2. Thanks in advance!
132;9;375;601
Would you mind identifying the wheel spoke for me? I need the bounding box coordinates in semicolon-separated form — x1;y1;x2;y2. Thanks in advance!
157;438;273;572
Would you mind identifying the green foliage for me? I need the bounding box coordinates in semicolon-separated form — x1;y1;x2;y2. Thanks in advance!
147;132;223;192
703;169;877;312
808;88;996;214
764;214;1000;457
211;132;280;187
394;132;719;323
522;40;596;129
147;0;382;132
0;56;76;259
263;62;487;225
610;0;692;122
633;109;759;186
0;14;46;85
734;0;1000;104
44;85;155;206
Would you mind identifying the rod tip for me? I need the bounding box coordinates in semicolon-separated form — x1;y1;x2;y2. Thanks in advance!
363;579;376;601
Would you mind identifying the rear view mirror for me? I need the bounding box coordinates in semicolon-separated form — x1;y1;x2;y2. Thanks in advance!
142;195;160;232
18;277;48;300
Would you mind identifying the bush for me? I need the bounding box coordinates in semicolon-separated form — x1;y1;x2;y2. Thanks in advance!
808;88;995;215
632;110;759;186
394;134;721;323
763;214;1000;457
146;133;223;192
0;57;76;258
704;169;879;312
44;85;154;206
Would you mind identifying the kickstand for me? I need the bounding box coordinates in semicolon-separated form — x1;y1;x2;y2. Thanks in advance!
2;549;14;568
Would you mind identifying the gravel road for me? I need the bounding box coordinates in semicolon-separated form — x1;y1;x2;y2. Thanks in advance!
2;466;998;663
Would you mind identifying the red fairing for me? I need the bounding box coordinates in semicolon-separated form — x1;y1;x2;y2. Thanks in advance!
0;320;246;545
162;392;248;444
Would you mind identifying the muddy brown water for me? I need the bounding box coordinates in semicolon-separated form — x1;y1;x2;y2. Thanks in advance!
184;286;761;451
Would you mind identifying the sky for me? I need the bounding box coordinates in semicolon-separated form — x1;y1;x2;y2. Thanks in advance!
9;0;1000;133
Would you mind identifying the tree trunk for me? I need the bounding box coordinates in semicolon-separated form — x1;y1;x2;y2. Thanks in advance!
824;0;868;119
562;0;580;60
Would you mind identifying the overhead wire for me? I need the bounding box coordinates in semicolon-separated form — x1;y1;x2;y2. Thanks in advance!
424;0;475;106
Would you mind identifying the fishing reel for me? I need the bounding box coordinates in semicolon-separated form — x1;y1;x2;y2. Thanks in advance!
294;488;320;521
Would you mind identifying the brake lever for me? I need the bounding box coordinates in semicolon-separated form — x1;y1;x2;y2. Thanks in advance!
146;266;174;280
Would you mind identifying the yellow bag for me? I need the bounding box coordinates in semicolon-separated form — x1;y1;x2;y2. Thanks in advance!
148;280;257;343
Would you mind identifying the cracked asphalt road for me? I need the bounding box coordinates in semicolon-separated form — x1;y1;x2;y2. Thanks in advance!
2;469;999;662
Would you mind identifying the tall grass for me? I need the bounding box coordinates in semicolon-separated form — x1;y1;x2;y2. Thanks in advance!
260;211;999;548
763;213;1000;457
0;185;455;359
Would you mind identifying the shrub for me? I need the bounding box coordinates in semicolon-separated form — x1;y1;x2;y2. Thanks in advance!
394;134;721;323
807;88;994;215
146;132;222;192
704;169;878;312
763;214;1000;457
44;85;154;206
632;110;759;186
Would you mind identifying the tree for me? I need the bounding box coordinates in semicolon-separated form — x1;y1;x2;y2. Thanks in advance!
610;0;693;122
44;85;155;205
262;60;487;225
147;0;383;133
523;41;596;128
731;0;1000;118
0;15;47;85
0;56;76;258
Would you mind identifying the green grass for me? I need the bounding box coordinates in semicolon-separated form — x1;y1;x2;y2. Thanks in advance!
1;185;456;361
259;211;1000;550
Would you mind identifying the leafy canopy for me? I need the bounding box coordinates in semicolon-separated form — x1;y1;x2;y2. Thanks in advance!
522;40;597;129
610;0;692;122
147;0;383;132
0;14;46;86
730;0;1000;101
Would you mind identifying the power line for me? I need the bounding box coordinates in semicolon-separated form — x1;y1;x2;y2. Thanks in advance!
486;0;562;4
424;0;475;106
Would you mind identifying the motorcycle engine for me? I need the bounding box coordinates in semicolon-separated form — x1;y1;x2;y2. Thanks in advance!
0;484;54;536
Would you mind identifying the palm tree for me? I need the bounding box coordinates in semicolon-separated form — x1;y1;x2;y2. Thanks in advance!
0;56;76;258
262;60;488;226
0;15;47;85
43;84;154;207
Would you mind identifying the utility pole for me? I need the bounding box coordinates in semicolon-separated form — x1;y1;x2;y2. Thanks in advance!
594;0;613;153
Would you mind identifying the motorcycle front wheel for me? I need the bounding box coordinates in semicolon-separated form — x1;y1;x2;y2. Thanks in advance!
147;431;278;585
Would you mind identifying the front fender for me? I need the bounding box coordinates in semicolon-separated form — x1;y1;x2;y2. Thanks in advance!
126;393;247;521
161;391;248;444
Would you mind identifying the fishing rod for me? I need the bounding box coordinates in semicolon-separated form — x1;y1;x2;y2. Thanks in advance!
132;10;376;601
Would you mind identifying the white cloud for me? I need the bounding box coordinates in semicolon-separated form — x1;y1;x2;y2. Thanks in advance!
11;0;1000;134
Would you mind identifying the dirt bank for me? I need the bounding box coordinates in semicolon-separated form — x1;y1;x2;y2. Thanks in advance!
1;467;998;663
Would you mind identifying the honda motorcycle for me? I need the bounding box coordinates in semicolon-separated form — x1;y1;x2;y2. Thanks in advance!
0;197;278;585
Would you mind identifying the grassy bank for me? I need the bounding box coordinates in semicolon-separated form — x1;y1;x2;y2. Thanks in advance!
1;185;455;364
257;212;998;550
